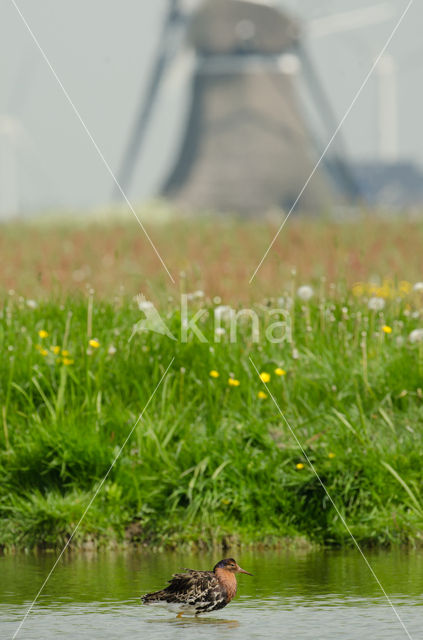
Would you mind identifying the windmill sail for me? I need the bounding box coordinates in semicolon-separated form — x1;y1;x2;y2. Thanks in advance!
114;0;184;197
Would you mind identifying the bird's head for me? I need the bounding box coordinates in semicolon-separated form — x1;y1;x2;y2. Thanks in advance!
213;558;253;575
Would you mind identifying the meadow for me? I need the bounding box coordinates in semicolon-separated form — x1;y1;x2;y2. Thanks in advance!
2;211;423;300
1;213;423;550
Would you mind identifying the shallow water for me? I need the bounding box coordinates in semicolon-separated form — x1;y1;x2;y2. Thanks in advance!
1;549;422;639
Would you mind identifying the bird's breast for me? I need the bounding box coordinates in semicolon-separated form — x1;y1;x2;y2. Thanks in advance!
215;568;237;603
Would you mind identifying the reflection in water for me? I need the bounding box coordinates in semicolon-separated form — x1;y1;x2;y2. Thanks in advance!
1;550;423;639
147;616;240;629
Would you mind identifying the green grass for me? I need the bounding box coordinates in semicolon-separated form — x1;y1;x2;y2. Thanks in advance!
1;281;423;550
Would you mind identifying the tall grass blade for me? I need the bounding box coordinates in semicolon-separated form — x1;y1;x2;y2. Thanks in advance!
381;461;423;516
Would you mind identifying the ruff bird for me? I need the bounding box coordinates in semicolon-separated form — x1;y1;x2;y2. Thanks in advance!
142;557;252;616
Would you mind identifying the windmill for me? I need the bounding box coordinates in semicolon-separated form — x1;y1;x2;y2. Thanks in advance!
115;0;361;213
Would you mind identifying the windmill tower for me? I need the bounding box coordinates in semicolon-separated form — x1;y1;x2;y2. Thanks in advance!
116;0;359;214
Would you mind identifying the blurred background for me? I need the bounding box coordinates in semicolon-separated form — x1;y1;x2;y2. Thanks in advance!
1;0;422;219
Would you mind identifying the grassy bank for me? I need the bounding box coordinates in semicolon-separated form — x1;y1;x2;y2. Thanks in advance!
1;278;423;550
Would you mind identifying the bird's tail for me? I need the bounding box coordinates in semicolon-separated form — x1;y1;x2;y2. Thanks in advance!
141;590;167;604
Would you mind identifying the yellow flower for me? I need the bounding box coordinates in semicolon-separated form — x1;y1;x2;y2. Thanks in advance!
352;283;364;297
209;370;219;378
258;391;267;399
296;463;305;470
274;368;286;376
89;339;100;348
228;378;240;387
259;372;270;383
399;280;412;295
328;452;336;459
39;348;48;357
376;286;390;299
62;358;74;366
61;349;70;356
38;329;49;339
382;325;392;334
50;345;60;354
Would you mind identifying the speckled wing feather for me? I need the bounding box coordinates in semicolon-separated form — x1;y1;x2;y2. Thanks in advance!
142;569;228;612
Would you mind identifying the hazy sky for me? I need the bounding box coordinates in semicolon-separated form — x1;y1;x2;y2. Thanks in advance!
0;0;421;214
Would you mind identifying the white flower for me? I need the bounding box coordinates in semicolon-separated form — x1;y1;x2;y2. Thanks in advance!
26;299;37;309
409;329;423;343
215;327;226;336
194;290;204;298
136;294;154;312
297;285;313;302
138;300;154;311
413;282;423;292
368;296;385;311
108;345;117;355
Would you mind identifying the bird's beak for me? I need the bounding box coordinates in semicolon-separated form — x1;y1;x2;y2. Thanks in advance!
236;564;253;576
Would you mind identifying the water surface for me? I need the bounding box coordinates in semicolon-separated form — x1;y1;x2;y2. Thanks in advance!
1;549;422;639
